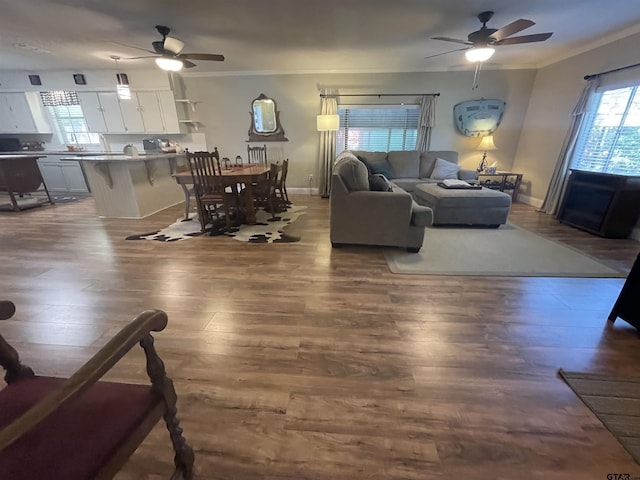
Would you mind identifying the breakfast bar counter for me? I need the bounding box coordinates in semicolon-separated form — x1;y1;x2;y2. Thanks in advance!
64;153;185;218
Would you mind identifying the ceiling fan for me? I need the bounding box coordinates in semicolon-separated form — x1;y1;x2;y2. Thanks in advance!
119;25;225;71
426;11;553;62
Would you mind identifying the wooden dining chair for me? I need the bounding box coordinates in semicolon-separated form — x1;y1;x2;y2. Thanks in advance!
0;300;194;480
247;144;267;165
253;163;283;220
274;158;290;208
187;150;241;233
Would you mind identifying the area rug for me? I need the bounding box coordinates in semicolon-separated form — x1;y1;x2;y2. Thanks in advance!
384;223;624;277
126;205;307;243
559;369;640;464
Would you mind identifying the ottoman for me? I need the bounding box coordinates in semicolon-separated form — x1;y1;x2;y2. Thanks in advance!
413;184;511;226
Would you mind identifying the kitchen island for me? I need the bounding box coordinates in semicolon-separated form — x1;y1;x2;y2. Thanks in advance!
65;153;185;218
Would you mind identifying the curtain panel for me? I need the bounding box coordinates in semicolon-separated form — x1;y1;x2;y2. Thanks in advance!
415;95;437;152
540;78;600;215
318;89;338;198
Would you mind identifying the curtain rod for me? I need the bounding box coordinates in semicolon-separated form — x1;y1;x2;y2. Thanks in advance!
319;93;440;98
584;61;640;80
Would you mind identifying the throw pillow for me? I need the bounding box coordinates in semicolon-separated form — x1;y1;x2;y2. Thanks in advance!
369;174;393;192
430;157;461;180
370;160;395;179
356;155;374;175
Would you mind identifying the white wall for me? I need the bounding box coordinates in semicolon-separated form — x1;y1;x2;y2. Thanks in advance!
181;69;536;188
513;31;640;206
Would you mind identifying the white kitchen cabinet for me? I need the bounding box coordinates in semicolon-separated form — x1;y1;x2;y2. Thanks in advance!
77;92;107;133
77;92;126;133
78;90;180;134
135;92;164;133
98;92;127;133
0;93;40;133
37;156;89;193
158;91;181;133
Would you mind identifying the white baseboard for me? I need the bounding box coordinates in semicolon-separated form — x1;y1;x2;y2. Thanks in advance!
517;194;543;209
288;187;319;195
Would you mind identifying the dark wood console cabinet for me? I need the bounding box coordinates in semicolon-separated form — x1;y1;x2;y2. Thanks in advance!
558;169;640;238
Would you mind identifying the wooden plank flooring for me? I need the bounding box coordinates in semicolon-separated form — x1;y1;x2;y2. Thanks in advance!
1;196;640;479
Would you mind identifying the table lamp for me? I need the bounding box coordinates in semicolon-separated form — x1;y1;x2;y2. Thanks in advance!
476;135;497;172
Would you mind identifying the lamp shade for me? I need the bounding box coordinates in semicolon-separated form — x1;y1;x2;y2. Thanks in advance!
316;114;339;131
155;57;183;71
477;135;497;151
465;47;495;63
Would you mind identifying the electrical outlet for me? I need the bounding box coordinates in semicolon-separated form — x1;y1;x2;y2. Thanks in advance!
308;174;313;183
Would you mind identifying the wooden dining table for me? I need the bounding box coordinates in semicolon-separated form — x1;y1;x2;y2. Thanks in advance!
172;163;271;224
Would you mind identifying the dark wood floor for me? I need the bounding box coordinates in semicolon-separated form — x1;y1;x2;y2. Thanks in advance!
1;195;640;479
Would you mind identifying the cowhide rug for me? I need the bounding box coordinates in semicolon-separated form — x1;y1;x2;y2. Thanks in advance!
126;205;307;243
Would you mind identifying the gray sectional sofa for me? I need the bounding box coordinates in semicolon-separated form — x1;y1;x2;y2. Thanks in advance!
330;153;433;252
351;150;477;193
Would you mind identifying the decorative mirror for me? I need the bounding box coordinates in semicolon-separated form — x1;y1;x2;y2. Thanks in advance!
248;93;288;142
453;98;506;137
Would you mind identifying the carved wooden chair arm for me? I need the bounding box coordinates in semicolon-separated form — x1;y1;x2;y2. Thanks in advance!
0;309;169;451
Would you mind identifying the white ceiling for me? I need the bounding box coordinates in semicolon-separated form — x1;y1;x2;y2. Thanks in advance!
2;0;640;75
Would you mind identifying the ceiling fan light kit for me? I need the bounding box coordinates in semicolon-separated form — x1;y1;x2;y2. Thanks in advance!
465;47;495;62
155;57;183;71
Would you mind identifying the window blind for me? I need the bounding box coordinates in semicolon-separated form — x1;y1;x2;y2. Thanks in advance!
572;85;640;176
336;105;419;153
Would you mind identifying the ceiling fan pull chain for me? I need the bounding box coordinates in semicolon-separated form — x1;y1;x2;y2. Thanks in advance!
472;62;481;90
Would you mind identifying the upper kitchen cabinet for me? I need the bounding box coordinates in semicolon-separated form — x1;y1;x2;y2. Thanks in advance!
0;92;51;134
77;91;125;133
77;90;180;134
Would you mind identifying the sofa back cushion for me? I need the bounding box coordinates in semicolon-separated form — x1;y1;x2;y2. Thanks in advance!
387;151;420;178
351;151;388;164
419;150;459;178
334;156;369;192
351;151;394;179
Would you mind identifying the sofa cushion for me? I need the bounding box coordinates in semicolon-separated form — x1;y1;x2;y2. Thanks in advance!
335;156;369;192
420;150;459;178
387;151;420;178
391;178;430;193
369;174;393;192
351;151;388;164
430;158;461;180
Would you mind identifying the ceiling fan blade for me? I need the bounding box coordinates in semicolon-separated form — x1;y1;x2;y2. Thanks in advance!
109;41;155;55
432;37;472;45
179;53;225;62
124;55;158;60
182;59;197;68
495;32;553;45
491;19;535;41
424;47;470;60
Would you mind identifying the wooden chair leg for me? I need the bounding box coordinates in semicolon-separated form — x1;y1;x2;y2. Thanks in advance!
140;334;194;480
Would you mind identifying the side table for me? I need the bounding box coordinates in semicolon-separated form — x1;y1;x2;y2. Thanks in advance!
477;172;523;202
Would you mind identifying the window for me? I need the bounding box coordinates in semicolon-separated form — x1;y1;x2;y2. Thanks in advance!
335;105;419;154
41;91;100;146
572;85;640;175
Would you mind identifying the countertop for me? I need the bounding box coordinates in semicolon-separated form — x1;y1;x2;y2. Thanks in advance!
0;154;46;160
63;153;184;162
0;151;125;156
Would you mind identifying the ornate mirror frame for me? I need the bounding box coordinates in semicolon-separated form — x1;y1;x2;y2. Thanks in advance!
247;93;288;142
